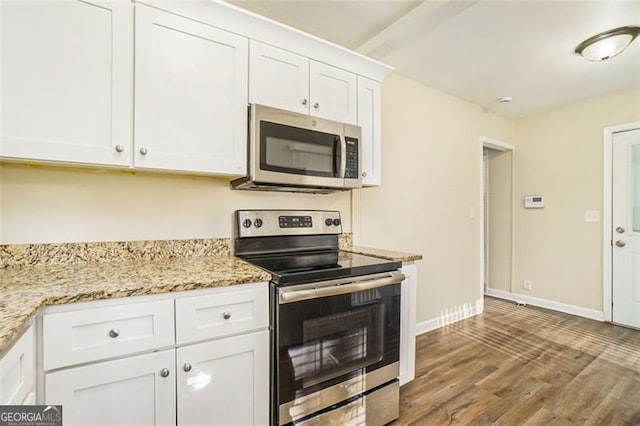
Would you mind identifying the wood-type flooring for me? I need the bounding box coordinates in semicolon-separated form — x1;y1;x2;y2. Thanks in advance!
394;297;640;425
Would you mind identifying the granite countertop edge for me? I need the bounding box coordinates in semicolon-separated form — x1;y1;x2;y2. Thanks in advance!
344;245;423;262
0;255;271;357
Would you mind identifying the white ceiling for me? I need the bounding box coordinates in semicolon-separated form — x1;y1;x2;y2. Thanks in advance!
227;0;640;118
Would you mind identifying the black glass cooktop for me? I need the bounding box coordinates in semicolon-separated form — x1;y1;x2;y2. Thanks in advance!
243;250;401;286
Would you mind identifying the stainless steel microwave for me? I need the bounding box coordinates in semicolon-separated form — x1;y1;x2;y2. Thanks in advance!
231;104;362;193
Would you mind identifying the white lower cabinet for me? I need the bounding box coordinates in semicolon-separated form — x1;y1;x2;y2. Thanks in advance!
177;331;269;425
399;263;417;386
0;326;35;405
43;284;269;425
46;350;176;426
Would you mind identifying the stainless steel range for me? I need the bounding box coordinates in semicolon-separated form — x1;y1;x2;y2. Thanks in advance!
234;210;403;425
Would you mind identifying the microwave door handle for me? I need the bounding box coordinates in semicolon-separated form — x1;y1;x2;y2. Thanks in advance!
337;135;346;178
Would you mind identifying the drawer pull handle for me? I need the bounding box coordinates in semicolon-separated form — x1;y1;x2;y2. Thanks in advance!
183;363;192;372
222;312;231;320
160;368;170;378
108;328;120;338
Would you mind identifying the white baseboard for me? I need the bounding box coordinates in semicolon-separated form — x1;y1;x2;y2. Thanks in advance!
415;299;484;335
485;288;605;322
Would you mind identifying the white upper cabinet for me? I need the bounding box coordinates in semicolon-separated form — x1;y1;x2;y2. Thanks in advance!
134;5;248;175
309;61;357;125
249;41;358;125
250;40;310;115
0;1;133;166
357;76;382;186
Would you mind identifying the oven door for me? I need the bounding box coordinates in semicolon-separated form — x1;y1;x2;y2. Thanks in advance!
275;271;403;425
250;104;348;189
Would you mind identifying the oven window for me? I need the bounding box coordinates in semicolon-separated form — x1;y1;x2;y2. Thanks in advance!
289;305;384;388
260;121;340;177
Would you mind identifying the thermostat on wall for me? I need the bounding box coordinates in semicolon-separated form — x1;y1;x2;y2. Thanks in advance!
524;195;544;209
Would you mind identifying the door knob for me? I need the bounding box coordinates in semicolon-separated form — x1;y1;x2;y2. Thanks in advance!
616;226;625;234
615;240;626;247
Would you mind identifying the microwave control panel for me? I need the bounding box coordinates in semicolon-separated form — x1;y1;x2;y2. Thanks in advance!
345;137;359;179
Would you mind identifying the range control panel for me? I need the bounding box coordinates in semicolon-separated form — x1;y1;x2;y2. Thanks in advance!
279;215;313;228
236;210;342;238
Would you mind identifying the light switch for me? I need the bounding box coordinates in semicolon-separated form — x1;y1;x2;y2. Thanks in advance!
585;210;601;222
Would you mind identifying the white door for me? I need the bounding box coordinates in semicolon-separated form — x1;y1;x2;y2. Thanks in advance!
309;61;357;125
1;0;133;166
134;4;248;175
177;330;269;425
612;128;640;328
357;76;382;186
45;350;176;426
249;41;310;115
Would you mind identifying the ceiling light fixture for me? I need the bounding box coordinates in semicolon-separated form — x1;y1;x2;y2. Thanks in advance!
575;26;640;61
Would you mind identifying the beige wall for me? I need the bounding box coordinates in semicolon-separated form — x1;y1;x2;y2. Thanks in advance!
0;164;351;244
352;73;514;324
487;149;512;292
512;89;640;311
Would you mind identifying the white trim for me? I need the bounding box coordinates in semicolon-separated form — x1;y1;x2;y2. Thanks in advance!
479;136;514;305
415;299;484;335
603;121;640;323
481;136;514;152
486;288;605;322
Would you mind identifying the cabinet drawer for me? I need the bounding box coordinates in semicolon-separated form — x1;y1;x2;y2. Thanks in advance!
0;326;34;405
176;285;268;345
43;299;175;370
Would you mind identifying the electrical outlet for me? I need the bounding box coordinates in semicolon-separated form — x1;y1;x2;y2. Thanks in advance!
523;280;532;290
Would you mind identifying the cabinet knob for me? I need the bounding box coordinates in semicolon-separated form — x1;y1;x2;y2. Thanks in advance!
302;99;308;105
108;328;120;338
115;144;124;153
222;311;231;320
183;363;192;372
362;171;367;178
139;147;148;155
313;102;319;109
160;368;170;378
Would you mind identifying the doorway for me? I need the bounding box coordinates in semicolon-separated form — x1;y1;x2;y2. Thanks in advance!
480;137;514;297
606;125;640;328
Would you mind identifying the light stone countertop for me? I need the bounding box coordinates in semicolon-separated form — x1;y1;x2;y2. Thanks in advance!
0;255;270;356
344;245;423;263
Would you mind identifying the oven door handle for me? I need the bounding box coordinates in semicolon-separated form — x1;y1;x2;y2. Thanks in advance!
279;271;405;304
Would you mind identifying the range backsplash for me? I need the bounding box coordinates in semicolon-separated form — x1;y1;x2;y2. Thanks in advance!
1;233;354;268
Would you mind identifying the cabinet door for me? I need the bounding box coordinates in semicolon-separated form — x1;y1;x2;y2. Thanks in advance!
177;330;269;425
249;41;310;115
357;76;382;186
135;5;248;175
309;61;357;125
399;264;417;386
46;350;176;426
0;326;34;405
1;1;133;166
